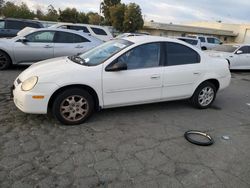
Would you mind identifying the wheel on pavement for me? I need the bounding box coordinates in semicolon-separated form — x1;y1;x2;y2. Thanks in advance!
0;51;11;70
52;88;94;125
190;81;217;109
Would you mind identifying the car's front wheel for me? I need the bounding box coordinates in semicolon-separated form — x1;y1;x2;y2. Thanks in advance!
190;82;217;109
52;88;94;125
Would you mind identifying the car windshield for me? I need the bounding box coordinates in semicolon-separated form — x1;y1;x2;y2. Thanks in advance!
213;45;238;52
76;39;133;66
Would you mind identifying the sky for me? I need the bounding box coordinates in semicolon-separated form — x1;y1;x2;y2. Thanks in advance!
10;0;250;24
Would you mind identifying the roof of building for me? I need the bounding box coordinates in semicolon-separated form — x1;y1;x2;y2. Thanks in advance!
144;22;237;37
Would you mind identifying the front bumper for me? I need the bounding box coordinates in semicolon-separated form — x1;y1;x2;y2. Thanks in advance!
13;81;59;114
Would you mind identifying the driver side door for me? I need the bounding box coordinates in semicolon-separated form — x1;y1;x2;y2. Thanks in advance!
102;42;163;107
13;31;55;64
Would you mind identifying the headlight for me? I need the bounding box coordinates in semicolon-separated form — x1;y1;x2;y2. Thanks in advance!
21;76;38;91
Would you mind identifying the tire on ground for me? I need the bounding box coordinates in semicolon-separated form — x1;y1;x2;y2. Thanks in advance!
52;88;94;125
190;81;217;109
0;51;12;70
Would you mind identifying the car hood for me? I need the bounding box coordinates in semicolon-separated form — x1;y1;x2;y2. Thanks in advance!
17;56;86;83
206;50;231;58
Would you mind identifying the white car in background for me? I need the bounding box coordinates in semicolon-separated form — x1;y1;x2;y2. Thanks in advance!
0;28;103;70
12;36;231;125
177;37;201;49
50;23;113;41
115;32;149;39
188;35;222;50
207;44;250;70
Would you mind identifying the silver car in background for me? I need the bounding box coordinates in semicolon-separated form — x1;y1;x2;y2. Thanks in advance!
0;28;103;70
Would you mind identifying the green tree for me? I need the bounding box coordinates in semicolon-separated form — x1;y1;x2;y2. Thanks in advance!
36;8;44;20
59;7;79;23
2;2;35;19
43;5;59;21
78;12;89;23
101;0;120;25
109;3;125;31
123;3;143;32
87;12;102;25
0;0;5;15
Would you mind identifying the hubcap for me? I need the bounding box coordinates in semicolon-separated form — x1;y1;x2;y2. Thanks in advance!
60;95;89;122
198;87;215;107
0;54;7;69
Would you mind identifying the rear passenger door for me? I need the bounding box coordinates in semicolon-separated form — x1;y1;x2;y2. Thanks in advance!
53;31;91;57
162;42;204;100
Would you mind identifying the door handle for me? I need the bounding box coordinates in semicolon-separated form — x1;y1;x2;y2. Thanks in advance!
151;75;160;79
75;45;84;48
44;45;53;48
193;72;201;75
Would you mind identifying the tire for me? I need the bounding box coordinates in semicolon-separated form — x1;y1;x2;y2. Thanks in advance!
52;88;94;125
201;46;207;50
190;81;217;109
0;51;12;70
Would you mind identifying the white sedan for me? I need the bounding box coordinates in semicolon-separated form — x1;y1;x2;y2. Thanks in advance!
207;44;250;70
12;36;231;125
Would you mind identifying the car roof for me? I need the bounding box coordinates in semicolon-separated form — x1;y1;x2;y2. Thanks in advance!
50;23;108;29
123;35;186;44
177;37;198;40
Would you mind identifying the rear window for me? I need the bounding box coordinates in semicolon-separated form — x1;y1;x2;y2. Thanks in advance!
90;27;107;35
178;38;198;45
69;25;90;33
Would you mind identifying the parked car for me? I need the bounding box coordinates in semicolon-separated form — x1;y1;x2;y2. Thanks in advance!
115;32;150;39
0;18;44;38
0;28;103;70
177;37;201;49
187;35;222;50
207;44;250;70
12;36;231;125
49;23;113;41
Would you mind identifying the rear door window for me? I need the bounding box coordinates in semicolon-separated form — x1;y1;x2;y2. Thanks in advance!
54;31;90;43
6;20;25;30
90;27;107;35
166;42;200;66
207;37;215;43
198;37;205;42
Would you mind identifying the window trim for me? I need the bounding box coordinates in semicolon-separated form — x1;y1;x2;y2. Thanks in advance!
164;42;201;66
106;42;164;71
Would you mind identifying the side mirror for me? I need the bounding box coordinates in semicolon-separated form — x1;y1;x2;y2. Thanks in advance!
105;61;127;72
236;50;243;55
220;42;223;45
18;37;28;43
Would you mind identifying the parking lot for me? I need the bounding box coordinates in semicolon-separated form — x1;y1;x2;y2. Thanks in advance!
0;68;250;188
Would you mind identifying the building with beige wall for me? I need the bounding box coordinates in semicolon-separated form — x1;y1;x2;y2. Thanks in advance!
141;21;237;43
186;21;250;44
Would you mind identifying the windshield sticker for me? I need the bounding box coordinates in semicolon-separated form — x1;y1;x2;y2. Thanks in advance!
84;58;90;63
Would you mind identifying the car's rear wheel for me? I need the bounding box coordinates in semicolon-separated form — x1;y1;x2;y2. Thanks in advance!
0;51;11;70
52;88;94;125
190;82;217;109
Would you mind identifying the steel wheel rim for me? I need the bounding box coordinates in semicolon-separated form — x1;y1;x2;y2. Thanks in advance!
0;54;7;69
198;87;214;107
60;95;89;122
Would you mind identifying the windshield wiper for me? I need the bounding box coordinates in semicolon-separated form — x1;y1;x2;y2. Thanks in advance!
69;55;86;65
